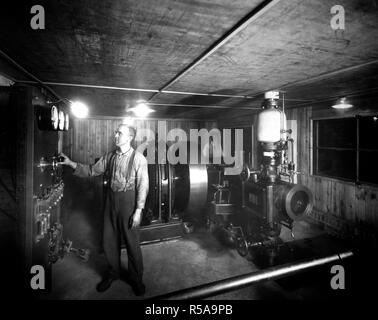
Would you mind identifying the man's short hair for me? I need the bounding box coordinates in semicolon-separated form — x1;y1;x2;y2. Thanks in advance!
128;126;136;140
119;124;136;141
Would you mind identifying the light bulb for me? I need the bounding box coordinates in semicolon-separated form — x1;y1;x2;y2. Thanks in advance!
70;101;89;118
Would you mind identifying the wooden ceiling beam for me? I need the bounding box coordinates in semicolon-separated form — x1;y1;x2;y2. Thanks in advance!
148;0;283;102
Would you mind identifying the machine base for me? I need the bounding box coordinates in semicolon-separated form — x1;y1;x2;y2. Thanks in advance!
139;221;184;245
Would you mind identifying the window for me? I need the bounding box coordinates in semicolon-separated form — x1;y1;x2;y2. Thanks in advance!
313;115;378;185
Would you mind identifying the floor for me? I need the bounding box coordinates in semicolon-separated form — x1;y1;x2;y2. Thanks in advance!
42;218;355;300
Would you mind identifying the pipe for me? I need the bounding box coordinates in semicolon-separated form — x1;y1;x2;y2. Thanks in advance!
0;49;63;101
287;86;378;108
17;80;160;94
15;79;313;102
17;80;258;100
266;185;274;228
16;66;377;108
242;60;378;105
76;115;217;121
161;90;256;99
278;59;378;91
241;181;246;208
6;39;376;108
148;0;284;102
149;251;353;300
147;102;260;110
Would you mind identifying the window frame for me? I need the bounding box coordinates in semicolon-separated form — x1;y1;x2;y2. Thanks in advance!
311;114;378;187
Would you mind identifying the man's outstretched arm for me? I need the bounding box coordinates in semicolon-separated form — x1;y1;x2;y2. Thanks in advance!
59;152;107;177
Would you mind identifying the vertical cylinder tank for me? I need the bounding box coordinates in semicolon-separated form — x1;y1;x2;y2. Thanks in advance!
257;107;283;144
257;91;286;145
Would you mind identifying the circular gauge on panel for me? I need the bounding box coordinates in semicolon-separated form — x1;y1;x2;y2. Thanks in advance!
51;105;59;130
64;113;70;131
58;109;65;131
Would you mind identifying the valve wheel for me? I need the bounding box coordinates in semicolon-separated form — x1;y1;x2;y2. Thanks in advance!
240;164;250;182
236;236;249;257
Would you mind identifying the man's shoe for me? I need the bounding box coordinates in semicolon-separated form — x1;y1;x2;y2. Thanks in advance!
132;282;146;296
96;277;115;292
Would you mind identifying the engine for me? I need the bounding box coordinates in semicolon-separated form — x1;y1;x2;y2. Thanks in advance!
233;91;313;260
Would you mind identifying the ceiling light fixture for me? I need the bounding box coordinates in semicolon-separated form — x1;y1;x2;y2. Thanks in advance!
331;97;353;109
128;101;155;118
70;101;89;118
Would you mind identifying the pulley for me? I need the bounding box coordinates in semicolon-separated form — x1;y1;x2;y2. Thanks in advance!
174;164;208;219
284;184;313;220
274;183;313;221
142;164;208;225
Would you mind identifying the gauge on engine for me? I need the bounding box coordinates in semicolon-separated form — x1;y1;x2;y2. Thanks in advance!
58;109;65;131
51;105;59;130
64;113;69;131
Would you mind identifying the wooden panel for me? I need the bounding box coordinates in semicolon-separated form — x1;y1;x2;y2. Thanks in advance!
15;86;34;268
64;118;216;163
291;102;378;229
0;87;17;222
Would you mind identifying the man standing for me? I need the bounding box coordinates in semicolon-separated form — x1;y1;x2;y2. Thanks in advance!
60;124;149;295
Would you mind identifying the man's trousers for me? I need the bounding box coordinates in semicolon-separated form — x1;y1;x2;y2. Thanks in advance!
103;189;143;284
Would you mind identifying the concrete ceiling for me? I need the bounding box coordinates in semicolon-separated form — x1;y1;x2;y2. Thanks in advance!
0;0;377;119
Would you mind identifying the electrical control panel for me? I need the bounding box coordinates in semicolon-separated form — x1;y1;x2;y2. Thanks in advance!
34;182;64;242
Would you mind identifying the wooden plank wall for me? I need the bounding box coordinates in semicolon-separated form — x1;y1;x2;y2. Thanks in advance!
63;118;217;164
63;106;378;233
60;118;216;251
286;105;378;233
